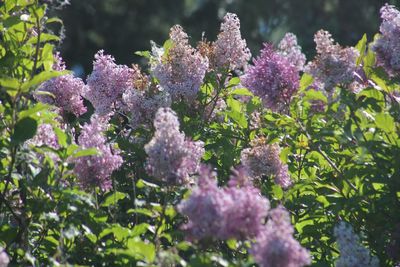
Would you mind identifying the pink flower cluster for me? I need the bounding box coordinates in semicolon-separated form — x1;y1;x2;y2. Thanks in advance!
120;65;171;128
241;43;300;112
278;33;306;72
212;13;251;71
305;30;359;90
334;222;379;267
73;116;123;191
85;50;134;115
144;107;204;185
151;25;209;102
240;137;292;189
178;166;270;241
35;53;87;116
250;206;311;267
30;123;60;149
372;4;400;76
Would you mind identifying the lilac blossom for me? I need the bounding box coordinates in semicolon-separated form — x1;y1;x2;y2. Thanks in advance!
241;137;292;189
178;166;270;241
372;4;400;76
151;25;208;102
251;206;311;267
73;116;123;191
35;53;87;116
85;50;134;115
144;107;204;185
334;222;379;267
0;248;9;267
278;33;306;72
305;30;359;90
177;165;224;241
212;13;251;71
218;167;270;240
120;65;171;128
241;44;300;111
29;123;60;149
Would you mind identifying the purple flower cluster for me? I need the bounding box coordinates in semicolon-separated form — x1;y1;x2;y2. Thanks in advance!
73;116;123;191
372;4;400;76
35;53;87;116
120;65;171;128
29;123;60;149
250;206;311;267
177;165;222;241
212;13;251;71
85;50;134;115
305;30;359;90
334;222;379;267
278;33;306;72
151;25;208;102
0;248;9;267
144;107;204;185
218;167;270;240
241;43;300;111
178;166;270;241
240;137;292;189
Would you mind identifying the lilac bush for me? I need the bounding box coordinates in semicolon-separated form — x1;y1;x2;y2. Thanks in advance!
2;1;398;266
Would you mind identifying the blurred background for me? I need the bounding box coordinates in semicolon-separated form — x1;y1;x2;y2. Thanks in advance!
50;0;399;76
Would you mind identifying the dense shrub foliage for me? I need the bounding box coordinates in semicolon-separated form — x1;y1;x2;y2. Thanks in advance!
1;1;400;266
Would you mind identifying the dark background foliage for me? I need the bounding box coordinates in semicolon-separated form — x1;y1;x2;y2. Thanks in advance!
55;0;398;75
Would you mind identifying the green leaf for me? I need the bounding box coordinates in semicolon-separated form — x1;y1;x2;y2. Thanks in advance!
19;103;50;119
135;50;151;59
230;87;253;96
27;33;60;44
127;239;155;263
0;77;20;90
226;110;248;128
11;117;37;144
375;113;395;133
46;17;63;25
299;73;314;91
127;208;154;217
53;127;67;148
100;191;127;207
72;148;100;158
21;70;69;92
227;77;240;87
355;34;367;65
